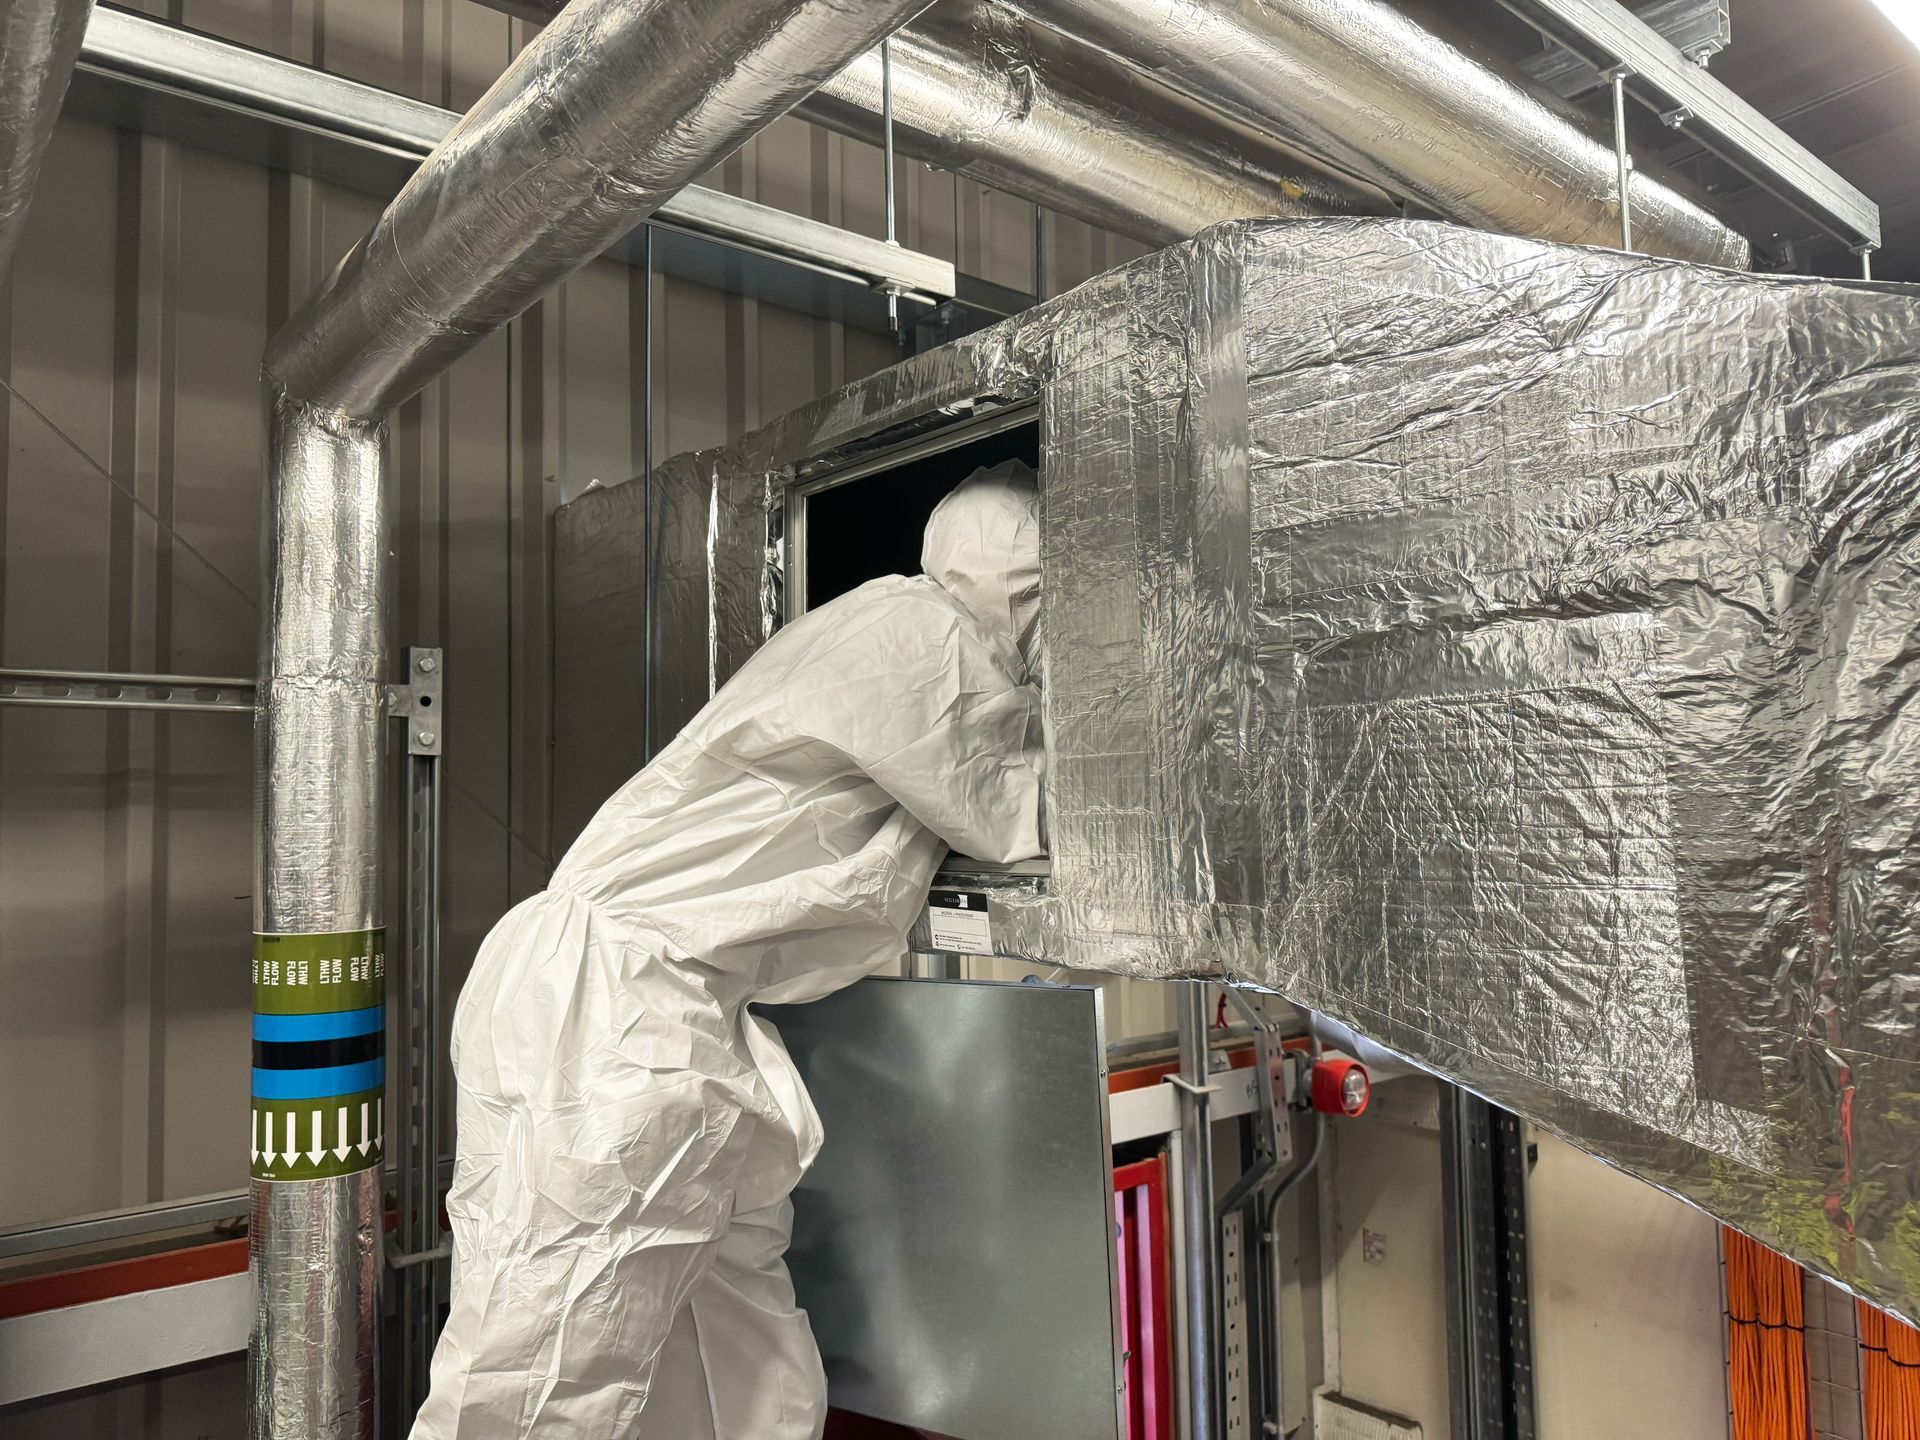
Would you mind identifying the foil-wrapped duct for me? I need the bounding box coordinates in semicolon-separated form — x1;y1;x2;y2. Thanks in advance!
803;0;1392;243
555;217;1920;1321
253;398;388;1440
0;0;96;278
1009;0;1751;267
470;0;1391;243
265;0;937;419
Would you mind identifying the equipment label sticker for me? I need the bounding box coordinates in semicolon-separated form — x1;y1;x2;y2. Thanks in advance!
926;889;993;954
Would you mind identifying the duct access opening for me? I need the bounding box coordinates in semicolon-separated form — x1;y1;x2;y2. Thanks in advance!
784;405;1040;618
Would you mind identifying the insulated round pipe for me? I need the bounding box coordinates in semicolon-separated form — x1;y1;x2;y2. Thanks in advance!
256;1;938;1433
464;0;1394;246
1176;984;1222;1435
251;398;388;1439
1007;0;1751;267
265;0;939;420
803;1;1393;244
0;0;97;278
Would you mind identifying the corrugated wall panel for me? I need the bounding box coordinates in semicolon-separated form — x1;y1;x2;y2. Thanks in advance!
0;4;1168;1416
2;79;1142;1236
3;117;141;1227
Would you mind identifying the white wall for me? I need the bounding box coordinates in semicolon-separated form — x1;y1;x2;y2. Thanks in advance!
1319;1086;1729;1440
1528;1131;1727;1440
1326;1091;1453;1432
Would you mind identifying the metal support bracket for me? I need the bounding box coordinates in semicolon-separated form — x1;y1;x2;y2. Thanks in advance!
1605;65;1636;251
386;648;444;755
1165;1073;1222;1099
391;643;447;1427
1500;0;1881;250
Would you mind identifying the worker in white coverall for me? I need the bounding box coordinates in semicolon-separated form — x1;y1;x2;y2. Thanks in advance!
412;464;1046;1439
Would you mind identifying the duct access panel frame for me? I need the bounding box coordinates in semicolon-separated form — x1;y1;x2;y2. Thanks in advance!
779;400;1041;623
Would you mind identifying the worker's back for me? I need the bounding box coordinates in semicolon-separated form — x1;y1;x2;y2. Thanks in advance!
548;571;1043;1009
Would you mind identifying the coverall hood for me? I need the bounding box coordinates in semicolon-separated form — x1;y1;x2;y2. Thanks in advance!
921;460;1041;671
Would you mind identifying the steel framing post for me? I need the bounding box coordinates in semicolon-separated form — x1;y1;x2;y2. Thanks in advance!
1441;1089;1536;1440
388;647;447;1426
1175;983;1221;1438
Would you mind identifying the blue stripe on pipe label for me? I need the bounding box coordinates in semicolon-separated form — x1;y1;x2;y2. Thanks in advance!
250;1057;386;1102
251;1005;385;1043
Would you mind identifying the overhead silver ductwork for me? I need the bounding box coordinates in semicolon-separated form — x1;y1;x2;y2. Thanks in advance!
487;0;1746;264
558;214;1920;1323
474;0;1390;245
0;0;96;276
1008;0;1750;267
801;0;1392;244
251;0;932;1433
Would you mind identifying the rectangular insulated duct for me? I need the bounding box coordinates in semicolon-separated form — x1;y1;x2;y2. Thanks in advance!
553;218;1920;1321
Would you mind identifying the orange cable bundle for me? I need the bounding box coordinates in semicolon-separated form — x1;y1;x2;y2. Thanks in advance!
1856;1298;1920;1440
1724;1227;1810;1440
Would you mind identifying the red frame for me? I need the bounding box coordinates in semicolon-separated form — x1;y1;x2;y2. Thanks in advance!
1113;1156;1175;1440
0;1236;248;1320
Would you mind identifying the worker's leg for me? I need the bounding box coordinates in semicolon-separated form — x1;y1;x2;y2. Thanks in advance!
633;1198;828;1440
413;1066;755;1437
413;917;766;1434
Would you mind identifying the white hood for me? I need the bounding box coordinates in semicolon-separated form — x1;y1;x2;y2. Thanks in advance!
921;459;1041;671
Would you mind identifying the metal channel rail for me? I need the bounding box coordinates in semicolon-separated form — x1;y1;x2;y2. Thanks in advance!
0;667;254;713
1499;0;1881;262
0;653;450;1422
69;6;956;323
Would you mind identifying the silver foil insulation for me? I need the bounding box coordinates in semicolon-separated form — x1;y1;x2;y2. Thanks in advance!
253;398;389;1439
264;0;937;419
557;218;1920;1322
801;0;1393;244
0;0;95;278
1007;0;1751;267
460;0;1735;262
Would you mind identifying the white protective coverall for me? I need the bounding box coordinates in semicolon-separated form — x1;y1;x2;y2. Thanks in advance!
414;463;1046;1439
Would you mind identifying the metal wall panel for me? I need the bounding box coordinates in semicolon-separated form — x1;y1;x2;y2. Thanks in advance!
0;0;1114;1235
769;979;1123;1440
0;3;1147;1419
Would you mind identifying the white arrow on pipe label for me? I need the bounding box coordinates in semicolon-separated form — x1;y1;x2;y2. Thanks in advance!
357;1101;372;1157
306;1112;326;1166
333;1106;352;1161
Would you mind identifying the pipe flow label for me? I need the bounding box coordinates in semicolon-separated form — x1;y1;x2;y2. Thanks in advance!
250;930;386;1182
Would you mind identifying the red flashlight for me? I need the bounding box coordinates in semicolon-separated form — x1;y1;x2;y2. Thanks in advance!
1312;1056;1371;1117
